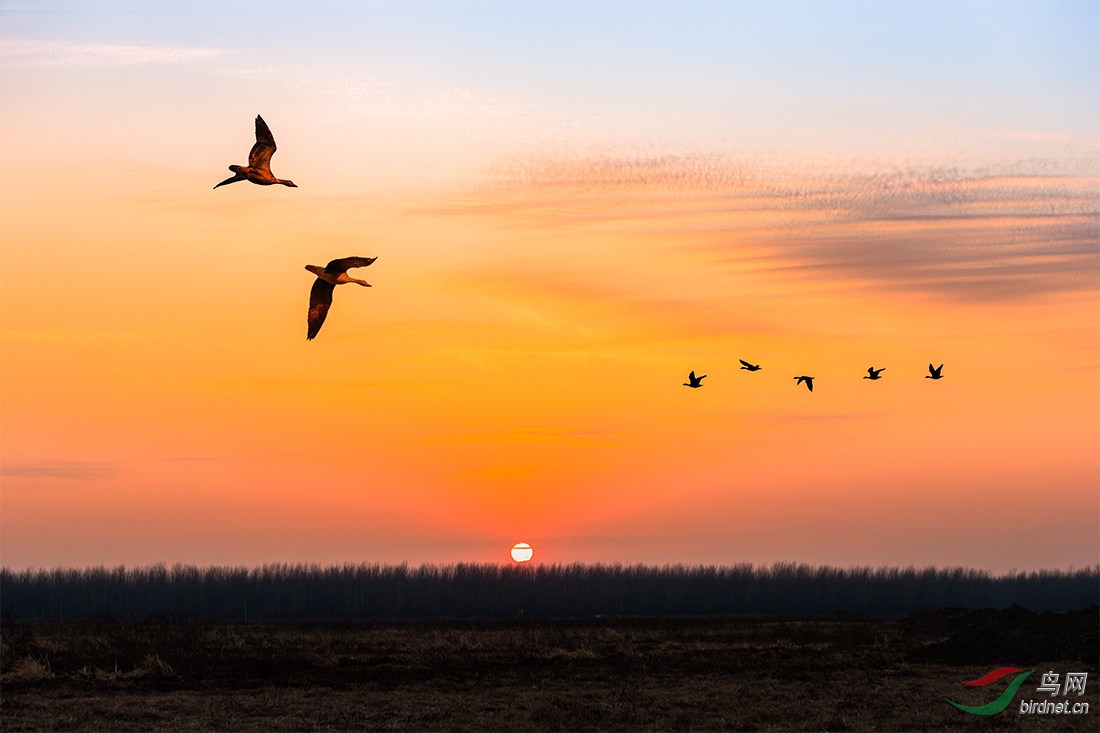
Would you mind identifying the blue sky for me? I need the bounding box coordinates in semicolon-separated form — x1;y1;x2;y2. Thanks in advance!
4;1;1097;161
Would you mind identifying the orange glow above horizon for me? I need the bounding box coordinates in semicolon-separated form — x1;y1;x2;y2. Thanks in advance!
2;152;1096;573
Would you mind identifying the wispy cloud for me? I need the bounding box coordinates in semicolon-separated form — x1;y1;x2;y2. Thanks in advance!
1;460;120;480
0;39;222;68
993;130;1100;153
435;155;1099;301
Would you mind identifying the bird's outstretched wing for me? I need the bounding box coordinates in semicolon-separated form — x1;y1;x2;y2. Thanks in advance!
213;173;243;189
248;115;278;172
307;278;336;340
739;359;752;367
325;256;378;274
806;379;814;392
688;371;696;380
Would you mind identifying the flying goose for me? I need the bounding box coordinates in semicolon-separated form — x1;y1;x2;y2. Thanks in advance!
794;376;814;392
214;115;297;189
864;367;885;380
739;359;761;371
683;371;706;388
305;257;377;340
926;363;944;380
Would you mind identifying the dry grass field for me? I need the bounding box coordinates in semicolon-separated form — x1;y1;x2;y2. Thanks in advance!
2;606;1096;731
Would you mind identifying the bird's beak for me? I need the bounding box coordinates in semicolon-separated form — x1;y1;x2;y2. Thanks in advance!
287;181;298;188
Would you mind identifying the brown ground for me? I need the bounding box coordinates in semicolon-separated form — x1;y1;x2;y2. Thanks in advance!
2;607;1097;731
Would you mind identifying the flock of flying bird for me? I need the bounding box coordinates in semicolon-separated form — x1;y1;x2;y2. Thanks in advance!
216;115;947;386
684;362;944;393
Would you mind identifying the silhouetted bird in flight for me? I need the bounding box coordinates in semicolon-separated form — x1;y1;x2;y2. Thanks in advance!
794;376;814;392
214;115;298;189
926;363;944;380
864;367;885;380
305;257;377;340
739;359;761;371
683;371;706;388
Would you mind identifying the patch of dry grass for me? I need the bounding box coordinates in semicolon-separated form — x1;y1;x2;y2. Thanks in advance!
3;656;53;682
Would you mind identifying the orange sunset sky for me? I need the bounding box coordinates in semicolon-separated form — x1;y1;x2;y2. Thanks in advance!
1;2;1097;572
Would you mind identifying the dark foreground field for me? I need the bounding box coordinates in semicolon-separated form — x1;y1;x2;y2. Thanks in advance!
2;606;1097;731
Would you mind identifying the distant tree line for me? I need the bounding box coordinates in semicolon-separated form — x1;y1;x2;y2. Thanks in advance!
1;563;1096;621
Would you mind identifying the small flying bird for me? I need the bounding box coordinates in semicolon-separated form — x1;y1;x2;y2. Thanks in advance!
683;371;706;388
864;367;885;380
739;359;761;371
926;363;944;380
305;257;377;340
794;375;814;392
214;115;298;189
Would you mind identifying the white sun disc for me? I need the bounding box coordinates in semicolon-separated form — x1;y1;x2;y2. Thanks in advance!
510;542;533;563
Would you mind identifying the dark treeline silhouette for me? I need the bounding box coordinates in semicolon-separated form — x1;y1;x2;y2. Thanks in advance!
2;563;1096;621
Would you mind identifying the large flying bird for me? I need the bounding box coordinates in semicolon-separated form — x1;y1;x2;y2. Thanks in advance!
214;115;298;189
926;363;944;380
794;375;815;392
739;359;762;371
305;257;376;340
864;367;885;380
683;371;706;388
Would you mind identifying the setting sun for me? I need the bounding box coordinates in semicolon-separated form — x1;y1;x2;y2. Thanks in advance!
510;543;533;563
